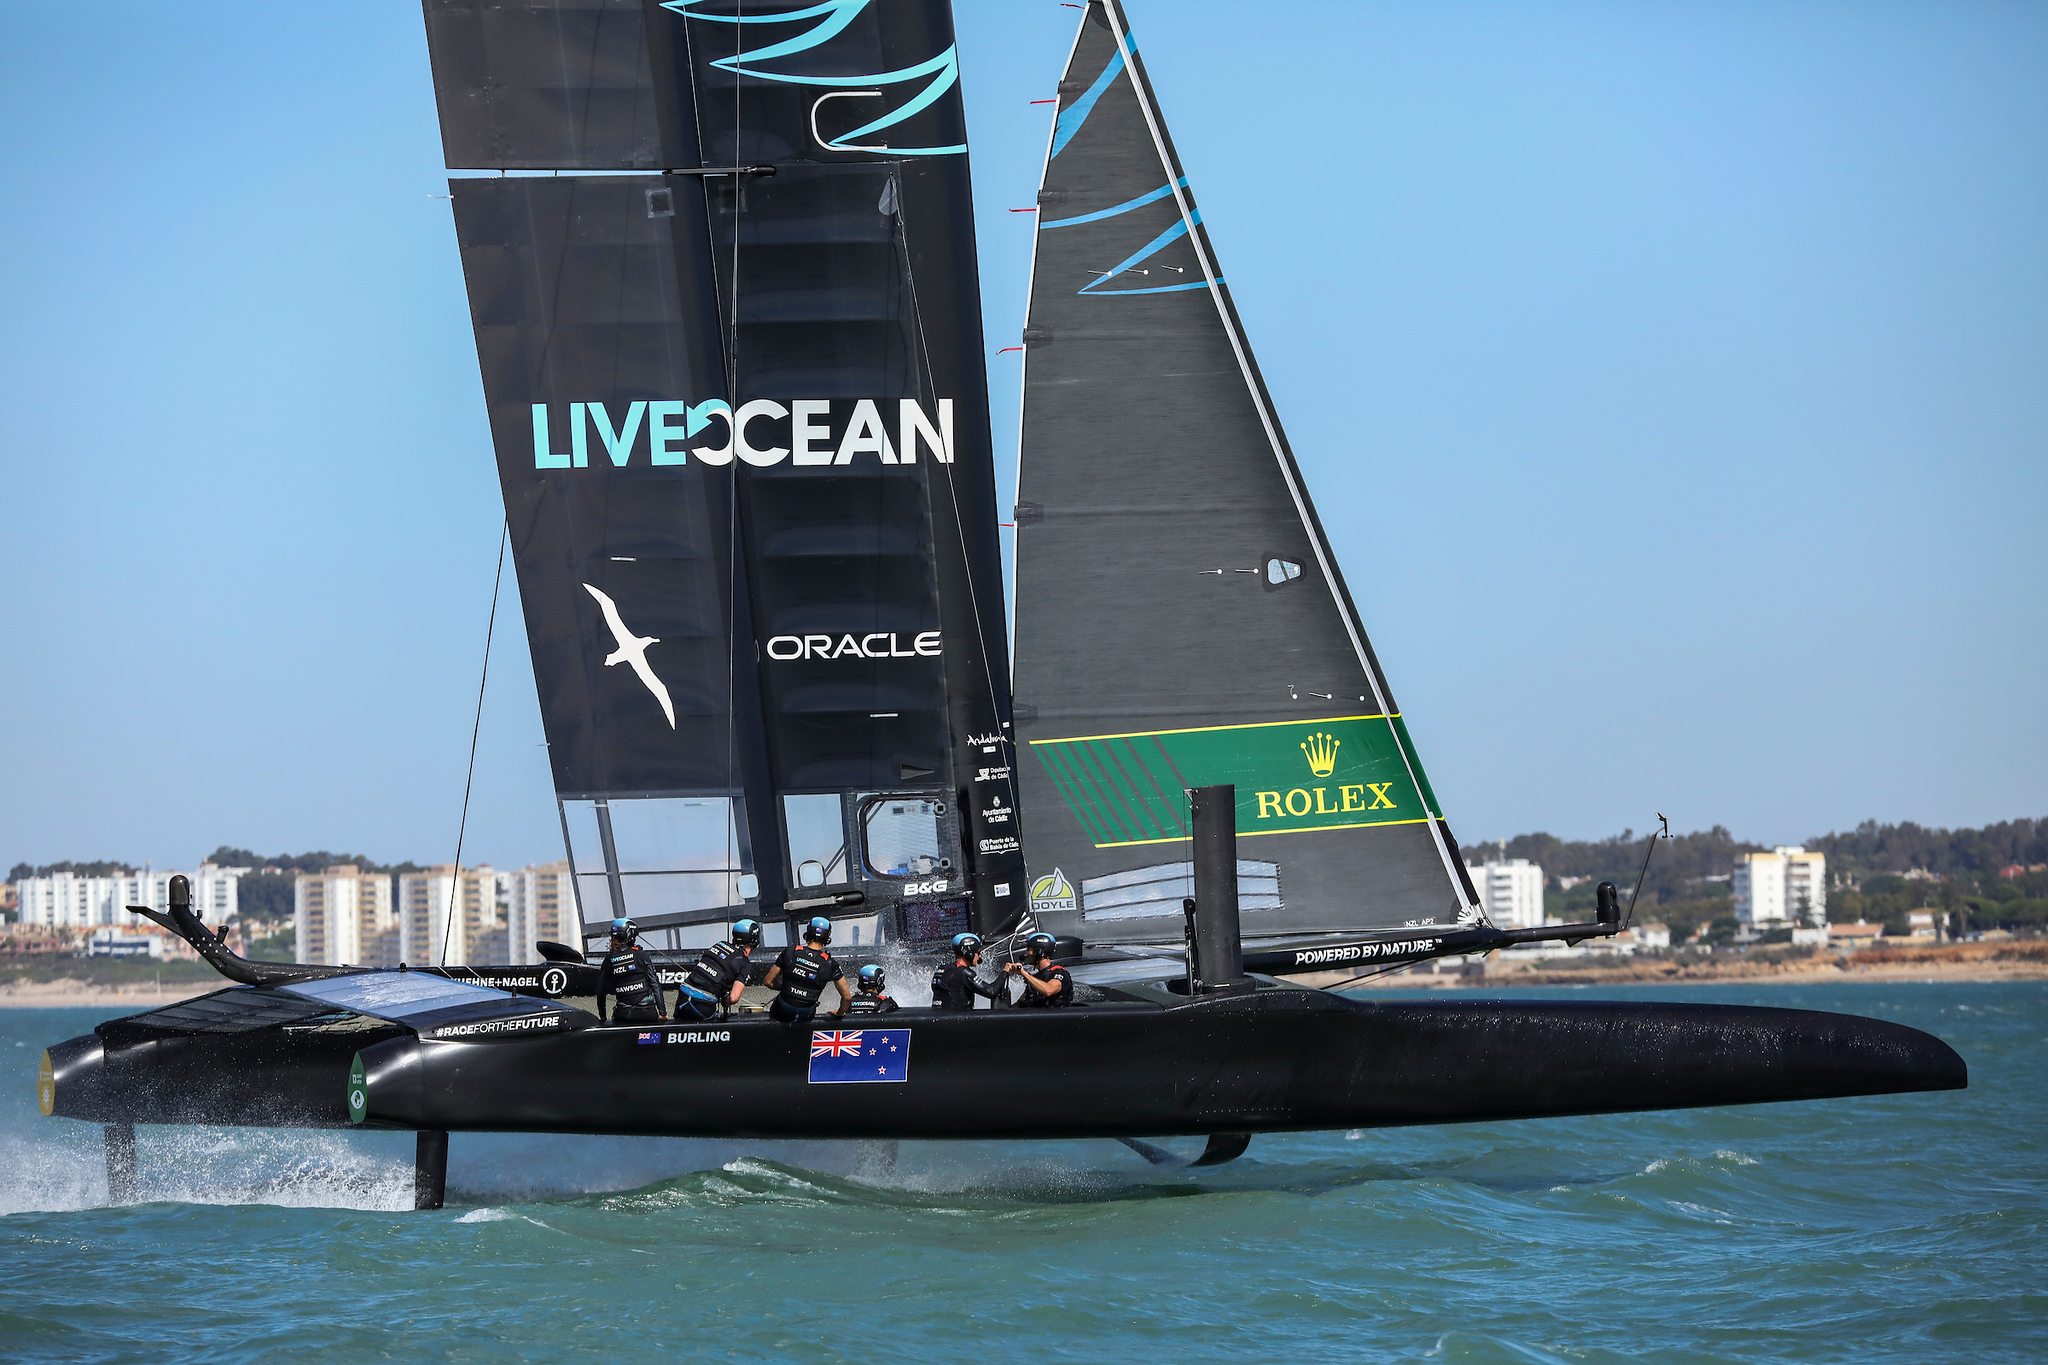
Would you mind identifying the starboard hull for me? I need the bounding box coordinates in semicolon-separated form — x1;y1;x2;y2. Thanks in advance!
44;992;1964;1140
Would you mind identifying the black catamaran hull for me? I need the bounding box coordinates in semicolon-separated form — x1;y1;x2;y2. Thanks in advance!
45;993;1963;1140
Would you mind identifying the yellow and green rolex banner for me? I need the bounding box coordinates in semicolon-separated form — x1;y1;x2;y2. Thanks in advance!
1028;714;1441;849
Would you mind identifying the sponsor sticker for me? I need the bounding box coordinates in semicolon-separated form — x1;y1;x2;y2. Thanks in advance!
637;1032;661;1045
428;1013;563;1039
1030;868;1077;917
347;1054;367;1125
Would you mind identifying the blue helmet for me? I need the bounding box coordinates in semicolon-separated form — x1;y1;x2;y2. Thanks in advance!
857;964;887;994
952;932;983;959
730;918;763;950
1024;932;1057;961
805;915;833;944
610;917;638;944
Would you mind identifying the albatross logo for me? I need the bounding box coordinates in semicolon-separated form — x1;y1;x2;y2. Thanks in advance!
583;584;676;729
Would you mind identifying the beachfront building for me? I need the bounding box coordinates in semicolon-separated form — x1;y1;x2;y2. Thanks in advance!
14;864;245;929
504;861;576;965
1732;847;1828;932
1463;856;1546;930
293;866;396;968
397;865;506;968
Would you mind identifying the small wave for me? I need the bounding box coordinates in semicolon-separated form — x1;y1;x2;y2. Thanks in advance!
455;1207;513;1223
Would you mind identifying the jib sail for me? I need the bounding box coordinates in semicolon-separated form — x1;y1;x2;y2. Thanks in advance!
422;0;1023;947
1010;0;1480;945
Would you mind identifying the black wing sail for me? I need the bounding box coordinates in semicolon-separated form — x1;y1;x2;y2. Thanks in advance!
1010;0;1480;945
424;0;1024;948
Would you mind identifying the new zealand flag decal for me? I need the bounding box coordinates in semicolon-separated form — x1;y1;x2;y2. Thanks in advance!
809;1029;911;1084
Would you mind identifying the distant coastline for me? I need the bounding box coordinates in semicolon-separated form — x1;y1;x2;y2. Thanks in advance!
1289;940;2048;990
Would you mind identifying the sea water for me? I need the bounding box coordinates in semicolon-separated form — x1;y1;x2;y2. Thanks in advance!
0;982;2041;1363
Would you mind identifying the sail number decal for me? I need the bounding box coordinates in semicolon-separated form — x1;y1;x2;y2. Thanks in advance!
530;398;954;471
1028;715;1443;848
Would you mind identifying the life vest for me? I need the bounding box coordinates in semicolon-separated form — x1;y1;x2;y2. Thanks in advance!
1013;962;1074;1008
931;961;991;1010
845;994;898;1015
776;946;836;1010
600;948;661;1010
682;940;745;1001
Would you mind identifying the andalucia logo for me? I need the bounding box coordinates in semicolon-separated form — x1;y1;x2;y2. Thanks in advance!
1027;714;1443;848
347;1054;367;1125
1029;868;1076;916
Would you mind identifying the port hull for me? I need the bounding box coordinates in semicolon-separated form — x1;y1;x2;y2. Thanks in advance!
45;991;1965;1139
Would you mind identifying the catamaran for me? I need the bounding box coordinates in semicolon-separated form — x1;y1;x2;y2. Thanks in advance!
39;0;1961;1207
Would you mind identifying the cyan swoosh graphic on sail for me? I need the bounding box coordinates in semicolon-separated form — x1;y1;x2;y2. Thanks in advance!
663;0;965;156
1042;30;1213;295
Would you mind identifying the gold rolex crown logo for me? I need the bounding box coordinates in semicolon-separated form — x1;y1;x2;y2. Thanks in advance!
1300;731;1340;778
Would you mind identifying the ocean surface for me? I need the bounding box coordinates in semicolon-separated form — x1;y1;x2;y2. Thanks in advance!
1;981;2041;1363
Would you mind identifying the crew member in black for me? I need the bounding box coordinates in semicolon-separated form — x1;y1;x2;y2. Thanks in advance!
931;933;1005;1011
674;918;763;1021
845;964;899;1016
594;918;668;1025
762;916;851;1025
1004;932;1074;1008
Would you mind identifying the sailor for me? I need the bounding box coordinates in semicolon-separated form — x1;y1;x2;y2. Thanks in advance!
594;918;668;1025
844;964;899;1016
674;918;763;1022
930;933;1005;1011
1003;932;1074;1008
761;915;851;1025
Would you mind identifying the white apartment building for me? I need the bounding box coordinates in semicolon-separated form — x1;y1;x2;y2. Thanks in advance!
504;861;576;965
1733;847;1828;931
397;865;506;967
14;864;244;929
294;866;396;968
1464;857;1546;930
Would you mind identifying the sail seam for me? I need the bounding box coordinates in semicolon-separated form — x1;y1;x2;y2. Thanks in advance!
1099;0;1474;915
1029;713;1396;744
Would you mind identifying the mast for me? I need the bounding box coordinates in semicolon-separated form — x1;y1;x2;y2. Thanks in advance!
422;0;1024;947
1010;0;1481;945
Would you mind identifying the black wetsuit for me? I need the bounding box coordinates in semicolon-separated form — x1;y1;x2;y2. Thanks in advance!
1013;962;1074;1008
676;939;750;1021
844;993;900;1016
769;944;842;1024
596;945;665;1023
931;961;1003;1011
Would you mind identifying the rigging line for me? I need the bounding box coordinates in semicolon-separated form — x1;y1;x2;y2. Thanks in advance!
897;203;1008;746
1316;954;1466;993
440;521;510;968
719;1;746;916
1005;8;1090;664
1100;0;1472;916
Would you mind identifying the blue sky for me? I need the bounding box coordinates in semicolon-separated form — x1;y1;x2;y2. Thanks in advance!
0;0;2040;873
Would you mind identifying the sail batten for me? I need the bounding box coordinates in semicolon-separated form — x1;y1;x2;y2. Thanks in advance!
1011;0;1477;943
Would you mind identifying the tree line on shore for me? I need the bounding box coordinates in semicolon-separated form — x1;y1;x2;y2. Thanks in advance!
1461;817;2048;939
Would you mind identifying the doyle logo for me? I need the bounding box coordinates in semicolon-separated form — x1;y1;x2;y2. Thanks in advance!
767;632;941;661
1030;868;1077;916
1301;731;1340;778
532;398;955;470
